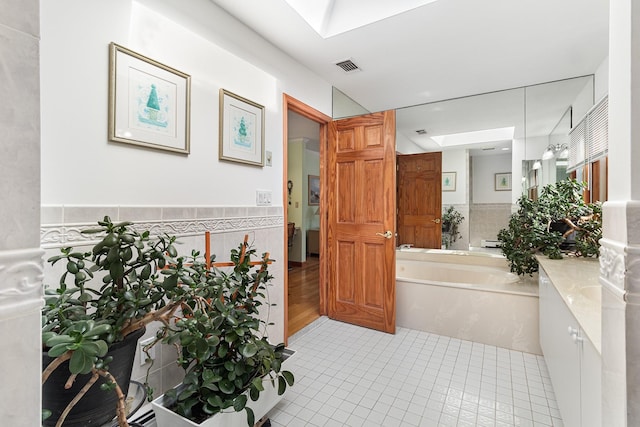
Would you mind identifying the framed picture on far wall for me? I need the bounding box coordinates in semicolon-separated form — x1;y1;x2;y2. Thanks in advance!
308;175;320;205
442;172;456;191
495;172;512;191
108;42;191;154
219;89;265;166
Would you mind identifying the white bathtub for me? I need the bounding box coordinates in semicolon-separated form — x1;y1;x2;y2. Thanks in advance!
396;248;541;354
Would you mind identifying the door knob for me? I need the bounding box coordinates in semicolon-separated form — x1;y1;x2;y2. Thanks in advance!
432;218;441;224
376;230;393;239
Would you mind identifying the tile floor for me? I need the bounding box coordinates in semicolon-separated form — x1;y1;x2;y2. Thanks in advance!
266;317;563;427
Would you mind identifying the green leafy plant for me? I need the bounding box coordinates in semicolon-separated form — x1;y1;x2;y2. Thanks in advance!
441;205;464;249
157;242;293;426
42;217;291;427
498;179;602;276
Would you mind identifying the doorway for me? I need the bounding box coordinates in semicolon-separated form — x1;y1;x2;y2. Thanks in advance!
397;152;443;248
283;95;331;341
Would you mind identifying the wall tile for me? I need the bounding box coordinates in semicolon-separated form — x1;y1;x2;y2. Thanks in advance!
196;207;225;218
63;206;119;224
0;0;39;37
118;206;163;222
41;205;63;225
162;207;197;220
0;25;40;250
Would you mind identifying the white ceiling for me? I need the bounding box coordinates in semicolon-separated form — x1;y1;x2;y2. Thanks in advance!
210;0;609;113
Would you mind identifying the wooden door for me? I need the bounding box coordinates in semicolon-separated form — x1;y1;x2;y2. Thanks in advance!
397;152;442;248
327;111;396;333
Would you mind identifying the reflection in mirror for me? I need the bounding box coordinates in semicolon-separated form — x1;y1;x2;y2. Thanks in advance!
394;75;594;250
396;88;525;250
332;87;369;119
523;76;594;200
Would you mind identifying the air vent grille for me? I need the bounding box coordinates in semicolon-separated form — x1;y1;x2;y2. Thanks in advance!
335;59;360;73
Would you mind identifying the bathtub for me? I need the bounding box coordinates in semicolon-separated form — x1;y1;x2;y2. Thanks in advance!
396;248;541;354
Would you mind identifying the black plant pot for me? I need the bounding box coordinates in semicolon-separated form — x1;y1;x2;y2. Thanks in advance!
549;220;576;250
42;327;145;427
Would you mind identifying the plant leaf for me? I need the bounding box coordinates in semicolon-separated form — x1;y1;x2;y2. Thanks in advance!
233;394;247;412
282;370;295;386
246;407;255;427
69;348;94;375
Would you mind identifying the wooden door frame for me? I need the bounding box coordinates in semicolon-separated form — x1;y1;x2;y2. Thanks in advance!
283;94;331;344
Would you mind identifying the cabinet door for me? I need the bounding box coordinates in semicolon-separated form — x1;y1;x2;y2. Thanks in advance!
581;336;602;427
539;269;581;427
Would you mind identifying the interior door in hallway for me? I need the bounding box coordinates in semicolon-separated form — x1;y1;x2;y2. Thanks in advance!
327;110;396;334
397;152;442;249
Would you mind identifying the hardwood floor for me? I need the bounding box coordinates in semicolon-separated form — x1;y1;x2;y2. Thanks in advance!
288;255;320;336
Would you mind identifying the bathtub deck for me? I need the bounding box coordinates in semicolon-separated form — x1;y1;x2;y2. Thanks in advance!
396;249;541;355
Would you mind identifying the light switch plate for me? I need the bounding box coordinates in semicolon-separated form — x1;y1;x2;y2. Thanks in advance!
256;190;272;206
265;151;272;167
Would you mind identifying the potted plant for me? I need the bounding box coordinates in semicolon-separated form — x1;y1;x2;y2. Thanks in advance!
441;205;464;249
150;241;294;427
497;179;602;276
42;217;292;427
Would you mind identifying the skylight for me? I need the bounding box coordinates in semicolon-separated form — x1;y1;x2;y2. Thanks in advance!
430;126;515;148
284;0;440;38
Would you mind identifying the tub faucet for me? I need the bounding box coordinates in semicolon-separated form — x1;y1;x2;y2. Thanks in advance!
399;244;413;249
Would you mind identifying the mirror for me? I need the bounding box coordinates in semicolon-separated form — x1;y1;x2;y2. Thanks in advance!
393;75;594;250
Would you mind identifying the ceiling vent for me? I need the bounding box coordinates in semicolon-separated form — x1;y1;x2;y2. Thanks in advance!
335;59;361;73
415;129;427;135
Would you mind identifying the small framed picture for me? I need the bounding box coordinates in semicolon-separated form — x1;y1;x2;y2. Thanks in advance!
219;89;265;166
308;175;320;205
442;172;456;192
108;43;191;154
495;172;512;191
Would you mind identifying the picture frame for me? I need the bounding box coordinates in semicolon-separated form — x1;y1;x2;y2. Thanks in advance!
308;175;320;205
219;89;265;166
495;172;512;191
108;42;191;154
442;172;457;192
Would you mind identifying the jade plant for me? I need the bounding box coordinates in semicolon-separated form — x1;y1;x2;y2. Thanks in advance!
156;242;293;426
42;217;291;427
441;205;464;249
42;217;185;427
498;179;602;276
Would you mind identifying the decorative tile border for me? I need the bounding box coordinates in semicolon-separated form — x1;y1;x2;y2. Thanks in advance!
0;248;45;315
41;215;284;249
41;206;284;249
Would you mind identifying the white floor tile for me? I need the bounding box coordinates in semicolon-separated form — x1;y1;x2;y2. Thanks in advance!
265;318;562;427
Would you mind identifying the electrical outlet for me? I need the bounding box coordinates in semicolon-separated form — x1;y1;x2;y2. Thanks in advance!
139;337;155;366
256;190;272;206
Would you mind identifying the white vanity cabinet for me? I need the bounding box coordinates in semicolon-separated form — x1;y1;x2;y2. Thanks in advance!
538;264;601;427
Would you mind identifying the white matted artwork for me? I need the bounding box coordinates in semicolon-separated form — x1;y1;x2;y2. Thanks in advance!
442;172;456;192
219;89;265;166
108;42;191;154
495;172;512;191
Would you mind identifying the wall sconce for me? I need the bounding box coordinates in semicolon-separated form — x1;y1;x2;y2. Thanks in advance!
542;143;569;160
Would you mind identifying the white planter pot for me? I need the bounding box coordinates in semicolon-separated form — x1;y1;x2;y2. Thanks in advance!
152;349;295;427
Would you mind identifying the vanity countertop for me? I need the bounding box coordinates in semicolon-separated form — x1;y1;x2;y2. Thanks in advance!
536;255;601;354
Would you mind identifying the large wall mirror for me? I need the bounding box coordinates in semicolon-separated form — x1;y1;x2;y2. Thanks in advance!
393;75;594;249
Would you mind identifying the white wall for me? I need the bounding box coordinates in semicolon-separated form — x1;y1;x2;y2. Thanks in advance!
595;56;610;102
472;153;512;203
442;150;468;205
39;0;333;366
40;0;332;207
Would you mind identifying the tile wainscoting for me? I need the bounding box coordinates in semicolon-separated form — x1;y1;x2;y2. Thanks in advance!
469;203;512;248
